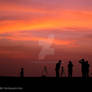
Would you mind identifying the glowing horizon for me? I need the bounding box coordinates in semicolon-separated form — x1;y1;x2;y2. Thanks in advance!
0;0;92;77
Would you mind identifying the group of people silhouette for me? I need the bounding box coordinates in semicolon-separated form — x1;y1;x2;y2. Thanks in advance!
55;58;90;78
20;58;90;78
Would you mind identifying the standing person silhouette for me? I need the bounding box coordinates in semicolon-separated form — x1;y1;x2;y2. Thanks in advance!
20;68;24;78
79;59;86;78
55;60;62;78
42;66;48;77
68;61;73;78
86;61;90;78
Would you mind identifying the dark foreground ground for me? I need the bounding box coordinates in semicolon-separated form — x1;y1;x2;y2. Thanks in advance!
0;77;91;91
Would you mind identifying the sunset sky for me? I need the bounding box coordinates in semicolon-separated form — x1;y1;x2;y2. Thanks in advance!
0;0;92;77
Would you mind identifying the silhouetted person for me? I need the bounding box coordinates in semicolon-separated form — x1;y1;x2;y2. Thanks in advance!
55;60;62;78
61;66;66;77
79;59;86;78
42;66;48;77
68;61;73;78
85;61;90;78
20;68;24;78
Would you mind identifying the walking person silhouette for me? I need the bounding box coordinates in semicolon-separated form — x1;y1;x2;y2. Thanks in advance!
68;61;73;78
55;60;62;78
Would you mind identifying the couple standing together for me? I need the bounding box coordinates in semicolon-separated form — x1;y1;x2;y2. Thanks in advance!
55;60;73;78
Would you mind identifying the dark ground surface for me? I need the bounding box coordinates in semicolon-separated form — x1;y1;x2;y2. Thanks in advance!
0;77;91;91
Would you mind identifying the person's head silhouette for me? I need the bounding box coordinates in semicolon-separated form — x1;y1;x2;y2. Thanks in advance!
81;59;85;62
59;60;62;64
69;61;72;64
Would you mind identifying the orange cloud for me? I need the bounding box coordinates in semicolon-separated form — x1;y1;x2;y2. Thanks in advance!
0;9;92;34
3;36;73;46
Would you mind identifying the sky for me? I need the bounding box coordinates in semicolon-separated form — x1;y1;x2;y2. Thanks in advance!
0;0;92;77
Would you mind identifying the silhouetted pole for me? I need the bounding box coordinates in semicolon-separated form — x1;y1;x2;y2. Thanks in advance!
20;68;24;78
